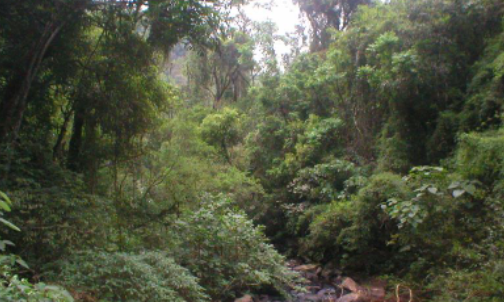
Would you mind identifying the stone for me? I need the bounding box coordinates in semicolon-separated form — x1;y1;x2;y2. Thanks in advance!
297;293;325;302
294;264;319;272
341;277;361;293
320;268;333;281
366;287;385;301
340;278;385;302
306;285;322;292
235;294;254;302
304;272;319;282
317;288;336;296
337;293;363;302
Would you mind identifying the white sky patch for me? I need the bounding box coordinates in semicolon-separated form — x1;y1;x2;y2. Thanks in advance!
242;0;303;59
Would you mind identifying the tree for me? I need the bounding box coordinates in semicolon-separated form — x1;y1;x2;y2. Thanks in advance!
0;0;89;145
187;31;255;108
0;0;220;147
200;107;243;163
293;0;371;51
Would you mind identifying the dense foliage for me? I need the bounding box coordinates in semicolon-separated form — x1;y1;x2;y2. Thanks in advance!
58;251;209;302
1;0;504;301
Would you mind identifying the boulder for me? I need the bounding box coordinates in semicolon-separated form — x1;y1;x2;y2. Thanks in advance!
298;293;324;301
366;287;385;301
337;293;363;302
320;267;339;281
317;288;336;296
341;278;361;293
293;264;319;272
306;285;322;292
340;278;385;302
235;294;254;302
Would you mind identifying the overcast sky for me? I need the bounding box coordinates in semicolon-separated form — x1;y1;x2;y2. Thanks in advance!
241;0;303;58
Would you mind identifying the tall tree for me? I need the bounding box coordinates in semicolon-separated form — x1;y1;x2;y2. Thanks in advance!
186;31;255;108
293;0;371;51
0;0;219;146
0;0;89;144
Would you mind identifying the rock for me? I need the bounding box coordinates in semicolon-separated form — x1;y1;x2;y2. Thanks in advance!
294;264;319;272
320;268;334;281
331;275;343;286
297;293;324;302
304;272;319;282
235;294;254;302
366;287;385;301
317;288;336;296
287;259;302;268
340;277;385;302
337;293;363;302
306;285;322;292
341;278;361;293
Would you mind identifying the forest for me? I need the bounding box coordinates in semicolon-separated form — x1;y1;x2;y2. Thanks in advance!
0;0;503;301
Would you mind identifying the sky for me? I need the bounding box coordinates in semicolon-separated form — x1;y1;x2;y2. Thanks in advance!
241;0;304;58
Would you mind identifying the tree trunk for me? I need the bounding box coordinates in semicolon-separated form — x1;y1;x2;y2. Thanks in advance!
0;22;65;144
53;109;73;161
67;107;85;171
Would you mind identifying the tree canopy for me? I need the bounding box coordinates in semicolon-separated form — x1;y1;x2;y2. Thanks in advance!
1;0;504;301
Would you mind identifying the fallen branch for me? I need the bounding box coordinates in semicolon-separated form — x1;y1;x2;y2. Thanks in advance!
396;284;413;302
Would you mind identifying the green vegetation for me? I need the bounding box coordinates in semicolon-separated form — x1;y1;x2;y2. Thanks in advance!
1;0;504;301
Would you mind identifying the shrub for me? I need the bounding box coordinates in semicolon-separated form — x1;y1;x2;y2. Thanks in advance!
377;123;411;174
300;201;353;263
0;258;73;302
299;173;410;272
455;130;504;186
0;191;72;302
334;173;410;272
1;145;114;266
428;260;504;302
57;251;208;302
380;167;488;276
172;195;301;300
290;158;360;203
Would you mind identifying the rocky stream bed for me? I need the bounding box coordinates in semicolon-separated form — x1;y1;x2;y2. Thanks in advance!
235;260;404;302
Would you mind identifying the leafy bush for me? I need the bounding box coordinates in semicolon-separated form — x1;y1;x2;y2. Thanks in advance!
338;173;410;272
299;201;353;262
0;191;72;302
0;259;73;302
0;191;19;251
377;124;411;173
200;107;243;162
455;130;504;185
57;251;208;302
379;167;489;276
292;173;409;272
1;145;114;266
428;261;504;302
172;195;301;299
290;159;360;203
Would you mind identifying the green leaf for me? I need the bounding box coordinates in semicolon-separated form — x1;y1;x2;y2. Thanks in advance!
464;184;476;195
452;189;465;198
0;200;11;212
16;258;30;269
1;240;15;246
427;187;438;194
448;181;460;190
399;245;411;252
0;218;21;231
0;191;11;205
